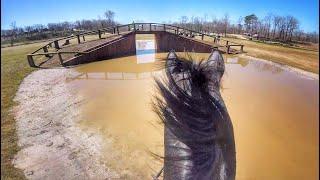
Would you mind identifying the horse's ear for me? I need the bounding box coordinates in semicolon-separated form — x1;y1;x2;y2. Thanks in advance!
207;50;224;66
166;50;184;75
207;50;225;75
167;50;178;60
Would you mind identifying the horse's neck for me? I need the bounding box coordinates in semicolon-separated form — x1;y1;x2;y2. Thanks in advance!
164;126;233;180
161;56;236;180
163;90;236;180
164;127;193;180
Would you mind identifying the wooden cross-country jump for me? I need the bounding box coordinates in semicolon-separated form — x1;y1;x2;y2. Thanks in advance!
27;23;245;68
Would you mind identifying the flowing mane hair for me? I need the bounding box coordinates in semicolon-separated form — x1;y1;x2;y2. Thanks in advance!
152;50;236;180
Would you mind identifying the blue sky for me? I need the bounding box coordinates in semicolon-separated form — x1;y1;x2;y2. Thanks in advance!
1;0;319;32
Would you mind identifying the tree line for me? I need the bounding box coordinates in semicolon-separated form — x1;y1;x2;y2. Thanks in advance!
1;10;118;45
173;13;318;43
1;11;318;46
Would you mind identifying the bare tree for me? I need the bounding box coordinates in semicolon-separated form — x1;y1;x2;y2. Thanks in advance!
180;16;188;28
263;13;272;38
10;21;17;46
237;16;243;34
104;10;115;26
222;14;229;37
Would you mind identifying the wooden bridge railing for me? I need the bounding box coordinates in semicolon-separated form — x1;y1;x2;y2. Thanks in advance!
27;51;89;67
27;22;244;67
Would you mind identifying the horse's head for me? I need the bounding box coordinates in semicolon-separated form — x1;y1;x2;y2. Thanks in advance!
153;50;236;180
165;50;225;98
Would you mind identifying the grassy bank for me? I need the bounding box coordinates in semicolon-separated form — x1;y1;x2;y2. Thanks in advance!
1;42;48;179
224;37;319;74
197;35;319;74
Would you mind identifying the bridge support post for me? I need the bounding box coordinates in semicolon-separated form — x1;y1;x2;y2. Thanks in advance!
27;55;36;67
149;23;151;31
43;46;50;57
77;35;80;44
54;40;60;49
98;30;101;39
58;53;64;65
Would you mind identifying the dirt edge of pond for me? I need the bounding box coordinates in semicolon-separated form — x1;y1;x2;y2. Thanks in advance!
12;69;120;179
240;54;319;80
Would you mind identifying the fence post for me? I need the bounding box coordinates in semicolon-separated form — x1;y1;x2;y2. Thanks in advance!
43;46;50;57
58;53;64;65
117;26;119;34
128;24;130;31
164;24;166;31
214;37;217;43
226;41;229;46
54;40;60;49
82;36;85;41
113;27;116;34
177;27;179;34
201;34;204;40
133;23;136;31
27;55;36;67
149;23;151;31
240;45;244;53
227;45;230;54
98;30;101;39
77;35;80;44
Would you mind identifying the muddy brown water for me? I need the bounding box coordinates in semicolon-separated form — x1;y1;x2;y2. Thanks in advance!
64;40;319;179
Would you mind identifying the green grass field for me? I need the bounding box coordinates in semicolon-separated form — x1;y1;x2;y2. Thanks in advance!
1;42;50;180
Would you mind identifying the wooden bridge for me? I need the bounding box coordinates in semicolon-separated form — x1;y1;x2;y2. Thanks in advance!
27;23;245;68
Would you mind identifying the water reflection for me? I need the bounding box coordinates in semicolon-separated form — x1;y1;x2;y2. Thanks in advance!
65;53;319;180
68;71;162;80
225;56;284;74
136;39;156;64
226;57;249;67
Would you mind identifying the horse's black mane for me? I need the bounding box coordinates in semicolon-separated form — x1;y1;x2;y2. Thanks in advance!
152;51;235;179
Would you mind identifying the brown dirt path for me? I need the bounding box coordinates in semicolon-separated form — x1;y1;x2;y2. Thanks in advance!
12;69;120;179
